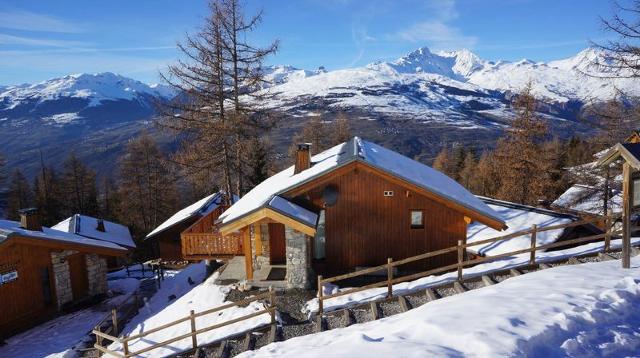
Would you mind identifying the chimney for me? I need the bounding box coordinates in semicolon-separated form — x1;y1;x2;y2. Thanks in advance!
96;219;106;232
294;143;312;174
19;208;42;232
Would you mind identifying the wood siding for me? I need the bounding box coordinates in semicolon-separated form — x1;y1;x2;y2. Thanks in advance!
0;243;57;339
287;162;467;274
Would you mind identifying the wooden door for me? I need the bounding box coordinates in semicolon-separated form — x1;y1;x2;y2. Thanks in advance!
268;223;286;264
67;253;89;300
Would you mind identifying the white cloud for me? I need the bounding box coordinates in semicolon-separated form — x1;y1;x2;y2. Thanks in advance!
0;33;87;48
0;10;82;33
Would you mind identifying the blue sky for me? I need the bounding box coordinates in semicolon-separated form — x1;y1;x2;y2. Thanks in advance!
0;0;618;85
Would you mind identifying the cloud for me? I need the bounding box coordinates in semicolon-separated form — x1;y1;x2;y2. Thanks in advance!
0;33;87;48
388;0;477;50
0;10;82;33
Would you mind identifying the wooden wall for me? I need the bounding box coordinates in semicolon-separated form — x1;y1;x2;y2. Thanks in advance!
149;217;199;261
0;242;57;339
288;163;467;274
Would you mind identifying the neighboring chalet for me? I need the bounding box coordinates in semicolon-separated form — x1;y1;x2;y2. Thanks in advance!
468;197;603;257
146;192;235;261
52;214;135;269
187;137;508;289
0;209;126;339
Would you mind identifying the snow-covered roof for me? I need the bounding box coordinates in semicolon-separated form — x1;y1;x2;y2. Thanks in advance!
552;184;622;216
219;137;505;229
0;219;127;254
267;196;319;227
467;198;578;256
146;192;230;239
52;214;135;249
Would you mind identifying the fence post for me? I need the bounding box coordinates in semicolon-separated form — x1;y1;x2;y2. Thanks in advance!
457;240;463;282
141;263;145;276
604;216;611;252
529;224;537;266
269;286;276;324
317;275;323;317
111;308;118;336
95;325;103;346
190;309;198;349
387;258;393;298
126;265;130;277
123;337;129;357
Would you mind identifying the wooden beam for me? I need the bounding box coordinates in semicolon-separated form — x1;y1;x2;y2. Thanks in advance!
243;228;253;280
219;207;316;237
623;162;631;269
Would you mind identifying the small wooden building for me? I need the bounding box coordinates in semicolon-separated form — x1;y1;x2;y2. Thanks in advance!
53;214;135;269
188;137;507;289
0;210;126;339
145;192;232;261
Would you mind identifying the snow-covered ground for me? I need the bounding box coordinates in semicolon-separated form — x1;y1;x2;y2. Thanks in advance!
0;277;140;358
107;262;272;357
244;256;640;358
305;237;640;315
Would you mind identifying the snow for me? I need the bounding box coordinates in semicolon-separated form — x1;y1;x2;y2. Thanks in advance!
553;184;623;216
52;214;135;249
268;196;318;227
467;201;574;256
146;192;229;239
107;262;272;357
0;278;140;358
219;137;504;229
303;237;640;316
0;219;127;252
243;256;640;358
43;112;82;125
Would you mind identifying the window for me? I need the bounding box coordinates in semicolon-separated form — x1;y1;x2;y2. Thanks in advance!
410;210;424;229
383;190;394;197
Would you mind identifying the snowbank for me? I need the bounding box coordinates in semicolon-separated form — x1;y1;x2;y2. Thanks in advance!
304;237;640;315
108;262;272;357
243;256;640;357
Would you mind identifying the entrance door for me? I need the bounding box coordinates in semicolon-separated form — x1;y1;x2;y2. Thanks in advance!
67;253;89;300
268;223;286;264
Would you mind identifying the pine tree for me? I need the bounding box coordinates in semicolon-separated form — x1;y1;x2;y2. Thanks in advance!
432;147;458;179
60;153;98;216
246;137;273;189
290;116;331;157
33;165;63;226
458;151;477;190
472;151;500;197
6;170;33;220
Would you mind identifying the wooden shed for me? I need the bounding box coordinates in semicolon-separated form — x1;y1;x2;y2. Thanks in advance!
0;210;126;339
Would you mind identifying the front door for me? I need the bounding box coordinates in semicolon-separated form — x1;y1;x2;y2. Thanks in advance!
268;223;286;264
67;253;89;300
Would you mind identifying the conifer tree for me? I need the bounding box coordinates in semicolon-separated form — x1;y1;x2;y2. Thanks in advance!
332;113;352;145
458;151;477;190
6;170;33;220
432;147;458;179
60;153;98;216
472;151;501;197
33;165;63;226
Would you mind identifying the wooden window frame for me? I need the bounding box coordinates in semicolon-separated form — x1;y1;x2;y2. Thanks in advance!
410;209;424;229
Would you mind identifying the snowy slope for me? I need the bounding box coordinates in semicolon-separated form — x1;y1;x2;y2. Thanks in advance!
245;256;640;357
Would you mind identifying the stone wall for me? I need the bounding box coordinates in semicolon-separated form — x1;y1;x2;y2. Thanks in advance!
50;250;76;309
252;224;270;270
285;227;313;289
85;254;108;296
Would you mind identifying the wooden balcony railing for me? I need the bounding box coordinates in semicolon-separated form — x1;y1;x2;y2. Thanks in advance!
182;232;243;259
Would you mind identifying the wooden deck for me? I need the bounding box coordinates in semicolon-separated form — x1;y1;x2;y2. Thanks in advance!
181;205;243;259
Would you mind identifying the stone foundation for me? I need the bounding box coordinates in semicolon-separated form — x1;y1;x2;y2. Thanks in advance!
252;224;270;271
51;250;76;309
285;227;313;289
85;253;108;296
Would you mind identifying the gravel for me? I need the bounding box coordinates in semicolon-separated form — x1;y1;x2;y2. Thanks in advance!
379;299;404;317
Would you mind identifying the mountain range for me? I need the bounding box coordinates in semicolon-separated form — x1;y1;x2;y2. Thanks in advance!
1;47;636;179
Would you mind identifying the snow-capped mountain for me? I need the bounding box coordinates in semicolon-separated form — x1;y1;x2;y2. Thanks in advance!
261;65;327;88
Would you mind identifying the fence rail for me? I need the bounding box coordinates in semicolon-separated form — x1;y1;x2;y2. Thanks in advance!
181;232;243;258
317;214;617;316
94;288;276;358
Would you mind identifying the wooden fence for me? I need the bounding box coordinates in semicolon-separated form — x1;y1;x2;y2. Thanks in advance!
317;215;617;316
93;288;276;358
182;232;243;259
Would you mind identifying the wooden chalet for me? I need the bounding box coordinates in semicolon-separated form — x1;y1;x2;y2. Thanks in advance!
184;137;507;289
0;209;127;339
52;214;135;269
145;192;233;261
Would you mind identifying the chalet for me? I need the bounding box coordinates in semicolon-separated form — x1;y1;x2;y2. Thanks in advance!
52;214;135;269
186;137;507;289
145;192;233;261
468;197;603;256
0;209;127;339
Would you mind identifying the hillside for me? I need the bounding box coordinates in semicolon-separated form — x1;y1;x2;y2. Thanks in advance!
1;47;635;178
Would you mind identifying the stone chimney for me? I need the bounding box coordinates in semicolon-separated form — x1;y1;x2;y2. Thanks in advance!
19;208;42;231
294;143;312;174
96;219;106;232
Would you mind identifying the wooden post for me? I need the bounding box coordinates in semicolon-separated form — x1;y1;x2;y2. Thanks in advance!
622;162;631;269
268;286;276;324
95;325;103;346
604;216;611;252
317;275;323;317
387;258;393;298
457;240;463;281
111;308;118;336
529;224;537;266
190;310;198;349
243;228;254;280
123;337;129;357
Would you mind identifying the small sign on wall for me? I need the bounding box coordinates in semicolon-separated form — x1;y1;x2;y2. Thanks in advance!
0;270;18;285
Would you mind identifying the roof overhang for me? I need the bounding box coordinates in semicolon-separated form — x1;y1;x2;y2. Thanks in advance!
0;233;128;257
219;207;317;236
597;143;640;169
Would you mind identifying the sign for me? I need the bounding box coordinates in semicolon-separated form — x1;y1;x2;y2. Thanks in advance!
634;177;640;208
0;270;18;285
